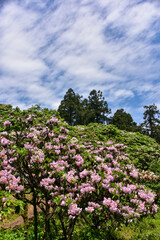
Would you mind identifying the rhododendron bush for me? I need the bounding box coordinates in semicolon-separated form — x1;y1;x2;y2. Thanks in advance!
0;111;159;240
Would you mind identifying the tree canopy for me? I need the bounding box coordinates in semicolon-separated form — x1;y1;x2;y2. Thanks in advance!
57;90;160;144
141;104;160;142
58;89;111;125
111;108;137;132
84;90;111;125
58;88;82;126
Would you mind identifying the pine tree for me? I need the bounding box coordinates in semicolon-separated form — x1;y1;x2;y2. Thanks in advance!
142;104;160;139
111;109;137;131
84;90;111;124
58;88;82;125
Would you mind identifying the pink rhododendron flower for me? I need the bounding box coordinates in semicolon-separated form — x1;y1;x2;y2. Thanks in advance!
68;204;82;216
130;169;139;178
55;150;61;155
90;171;101;183
74;155;84;166
45;142;52;150
47;117;60;124
79;169;88;178
40;177;55;190
3;120;12;126
85;206;94;213
27;133;35;138
152;204;158;213
1;137;10;146
60;201;66;206
24;143;34;150
79;183;95;194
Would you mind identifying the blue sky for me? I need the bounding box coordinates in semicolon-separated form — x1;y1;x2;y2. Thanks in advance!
0;0;160;124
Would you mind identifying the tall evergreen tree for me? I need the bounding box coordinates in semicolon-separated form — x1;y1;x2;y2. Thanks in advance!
111;108;137;131
141;104;160;140
58;88;82;126
84;90;111;124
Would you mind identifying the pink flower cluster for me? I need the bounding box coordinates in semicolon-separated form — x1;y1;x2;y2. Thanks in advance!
24;143;34;150
130;169;139;178
45;142;52;150
74;155;84;166
68;203;82;218
1;138;10;146
40;177;55;190
90;171;101;183
79;183;95;194
0;170;24;193
120;184;137;194
79;169;88;178
65;170;78;184
30;149;44;164
138;190;155;204
103;198;119;213
47;117;60;124
85;201;101;212
27;133;35;138
25;115;32;122
3;120;12;126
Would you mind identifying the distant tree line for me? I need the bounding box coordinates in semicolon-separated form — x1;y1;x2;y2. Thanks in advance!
58;88;160;143
58;88;111;126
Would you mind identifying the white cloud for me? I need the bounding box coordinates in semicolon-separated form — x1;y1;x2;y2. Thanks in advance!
112;89;134;99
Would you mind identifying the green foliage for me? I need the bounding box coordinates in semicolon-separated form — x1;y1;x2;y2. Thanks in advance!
58;89;111;125
72;123;160;172
0;105;160;240
83;90;111;125
0;227;25;240
0;104;58;130
141;104;160;143
113;212;160;240
1;212;160;239
58;88;83;126
71;124;160;194
0;191;24;221
111;108;137;132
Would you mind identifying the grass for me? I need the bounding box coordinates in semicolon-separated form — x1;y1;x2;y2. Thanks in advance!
113;212;160;240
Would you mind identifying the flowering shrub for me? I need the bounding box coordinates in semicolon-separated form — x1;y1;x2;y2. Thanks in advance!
0;110;159;240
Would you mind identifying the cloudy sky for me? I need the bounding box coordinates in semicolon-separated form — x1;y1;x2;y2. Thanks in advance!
0;0;160;123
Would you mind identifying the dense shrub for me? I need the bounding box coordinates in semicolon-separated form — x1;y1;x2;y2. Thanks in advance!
0;106;159;239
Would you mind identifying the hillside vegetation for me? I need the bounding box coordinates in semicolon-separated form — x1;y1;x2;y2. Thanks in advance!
0;105;159;240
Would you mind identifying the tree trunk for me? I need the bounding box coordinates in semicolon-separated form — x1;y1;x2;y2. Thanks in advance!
58;212;67;240
66;218;76;240
33;192;38;240
43;197;54;240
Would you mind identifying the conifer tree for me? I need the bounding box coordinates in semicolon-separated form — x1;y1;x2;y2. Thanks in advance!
58;88;82;125
84;90;111;124
111;108;137;131
141;104;160;141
